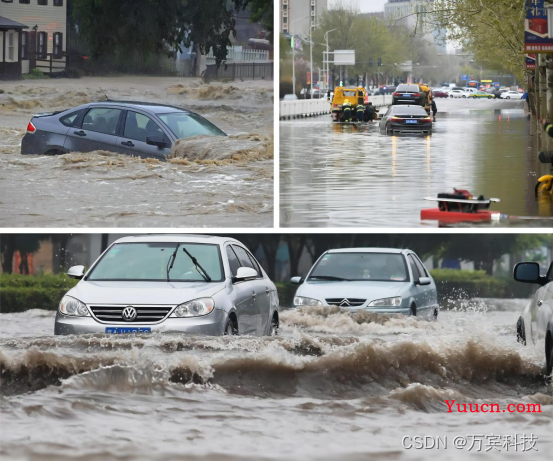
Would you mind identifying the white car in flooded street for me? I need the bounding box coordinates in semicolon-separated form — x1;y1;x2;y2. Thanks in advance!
514;261;553;374
290;248;439;320
55;235;280;336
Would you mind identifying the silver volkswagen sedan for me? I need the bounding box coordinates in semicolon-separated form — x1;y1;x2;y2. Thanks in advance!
55;235;279;336
291;248;439;320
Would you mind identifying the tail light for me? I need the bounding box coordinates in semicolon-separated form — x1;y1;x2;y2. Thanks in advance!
413;92;421;97
393;92;400;96
422;117;432;122
26;121;36;134
390;116;403;121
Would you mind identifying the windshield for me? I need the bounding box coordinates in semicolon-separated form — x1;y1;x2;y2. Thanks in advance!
396;85;419;92
87;242;224;282
392;106;428;115
158;112;226;140
309;252;408;282
342;90;357;97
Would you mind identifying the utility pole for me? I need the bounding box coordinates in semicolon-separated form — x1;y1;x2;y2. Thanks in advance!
309;22;319;99
323;28;337;95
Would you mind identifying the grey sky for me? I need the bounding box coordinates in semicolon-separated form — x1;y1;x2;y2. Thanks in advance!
328;0;388;13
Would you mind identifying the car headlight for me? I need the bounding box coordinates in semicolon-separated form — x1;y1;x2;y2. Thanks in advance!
293;296;323;307
59;295;90;316
170;298;214;318
368;296;402;307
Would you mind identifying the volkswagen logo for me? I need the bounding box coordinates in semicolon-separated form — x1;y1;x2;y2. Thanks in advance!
339;298;351;307
122;306;137;321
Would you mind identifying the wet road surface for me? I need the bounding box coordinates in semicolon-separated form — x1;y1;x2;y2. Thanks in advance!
0;77;273;228
1;300;552;461
280;98;553;227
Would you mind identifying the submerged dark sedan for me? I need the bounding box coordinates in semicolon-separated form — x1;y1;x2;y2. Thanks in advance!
379;105;432;135
21;101;226;159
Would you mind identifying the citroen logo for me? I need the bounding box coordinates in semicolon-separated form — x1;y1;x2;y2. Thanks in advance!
122;306;137;321
339;298;351;307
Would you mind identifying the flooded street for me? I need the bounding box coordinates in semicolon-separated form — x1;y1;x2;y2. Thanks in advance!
0;77;273;227
280;99;553;228
1;300;552;461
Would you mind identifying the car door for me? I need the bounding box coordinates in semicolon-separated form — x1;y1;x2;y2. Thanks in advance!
63;106;122;153
226;245;257;335
243;248;272;335
411;254;436;315
531;263;553;345
406;254;430;316
116;110;173;159
232;244;269;335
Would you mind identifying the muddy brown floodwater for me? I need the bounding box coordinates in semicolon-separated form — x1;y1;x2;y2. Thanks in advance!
0;77;274;227
1;299;551;461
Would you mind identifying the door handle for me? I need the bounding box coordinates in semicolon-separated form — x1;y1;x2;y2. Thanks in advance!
121;141;134;147
73;130;86;136
265;287;270;294
538;300;543;306
252;291;257;299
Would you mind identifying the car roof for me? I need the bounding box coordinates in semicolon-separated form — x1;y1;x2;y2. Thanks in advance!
86;101;187;114
326;248;409;254
112;235;241;245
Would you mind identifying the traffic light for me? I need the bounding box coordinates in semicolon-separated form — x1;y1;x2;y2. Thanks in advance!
378;57;382;66
369;58;372;67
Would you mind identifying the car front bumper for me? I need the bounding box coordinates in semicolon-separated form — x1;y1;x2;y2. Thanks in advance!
54;308;228;336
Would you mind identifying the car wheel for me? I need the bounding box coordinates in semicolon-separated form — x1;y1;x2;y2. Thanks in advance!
462;95;466;98
488;96;493;99
516;316;526;345
450;94;453;98
386;123;393;135
410;303;417;316
506;96;510;99
224;316;238;336
546;330;553;375
433;308;438;321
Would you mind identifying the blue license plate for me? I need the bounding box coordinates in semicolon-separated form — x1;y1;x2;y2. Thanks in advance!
105;327;151;334
405;119;418;124
402;94;412;97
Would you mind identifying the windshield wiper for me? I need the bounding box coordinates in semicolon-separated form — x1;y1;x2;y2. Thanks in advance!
307;275;351;281
182;247;212;282
166;244;180;282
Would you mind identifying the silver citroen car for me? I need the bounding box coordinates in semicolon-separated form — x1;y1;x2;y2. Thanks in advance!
291;248;439;320
55;235;279;336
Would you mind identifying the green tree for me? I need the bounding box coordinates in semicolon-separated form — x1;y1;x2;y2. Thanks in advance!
248;0;273;41
0;235;45;274
71;0;261;67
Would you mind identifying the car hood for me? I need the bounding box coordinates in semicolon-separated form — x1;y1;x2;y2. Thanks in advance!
297;280;408;302
67;280;227;305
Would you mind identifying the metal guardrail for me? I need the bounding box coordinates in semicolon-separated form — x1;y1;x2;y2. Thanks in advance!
280;95;392;119
204;62;273;81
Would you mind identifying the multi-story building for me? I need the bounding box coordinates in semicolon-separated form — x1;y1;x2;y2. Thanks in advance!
281;0;328;36
0;0;67;80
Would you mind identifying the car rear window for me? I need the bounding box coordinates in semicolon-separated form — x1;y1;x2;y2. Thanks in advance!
396;85;419;92
392;106;428;115
60;110;83;127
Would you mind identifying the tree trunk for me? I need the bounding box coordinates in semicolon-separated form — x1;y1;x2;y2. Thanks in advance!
1;235;15;274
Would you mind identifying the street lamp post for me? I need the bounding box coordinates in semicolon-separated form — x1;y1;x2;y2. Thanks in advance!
308;22;320;99
291;15;308;97
323;28;337;95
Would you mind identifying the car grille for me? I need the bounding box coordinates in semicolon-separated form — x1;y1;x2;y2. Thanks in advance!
325;298;366;307
89;305;173;323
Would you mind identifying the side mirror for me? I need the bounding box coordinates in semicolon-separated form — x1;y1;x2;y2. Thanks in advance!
146;135;168;148
233;266;258;282
67;265;85;280
290;276;304;284
514;262;544;285
417;276;431;286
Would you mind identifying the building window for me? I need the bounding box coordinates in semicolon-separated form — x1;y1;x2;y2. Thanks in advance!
38;32;47;59
38;0;47;4
19;0;30;3
54;0;63;5
7;32;15;61
283;17;287;24
53;32;63;58
21;31;29;59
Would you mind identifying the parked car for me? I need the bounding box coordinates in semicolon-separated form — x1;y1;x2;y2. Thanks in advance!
449;89;466;98
432;89;449;98
290;248;439;320
21;101;226;160
501;91;522;99
54;235;280;336
392;84;425;106
514;261;553;374
468;91;494;99
379;105;432;134
283;94;298;101
463;88;479;94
